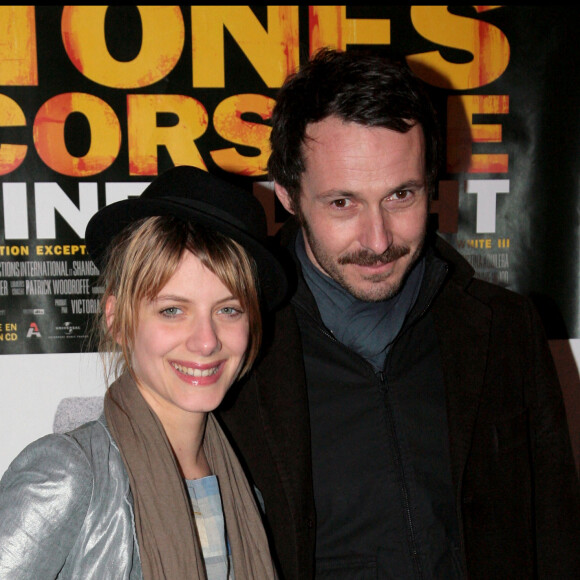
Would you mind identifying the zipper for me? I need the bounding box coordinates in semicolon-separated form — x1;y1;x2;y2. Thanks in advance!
292;262;450;579
379;370;423;579
297;301;425;578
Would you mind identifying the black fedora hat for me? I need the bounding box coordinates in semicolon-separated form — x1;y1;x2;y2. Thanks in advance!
85;165;287;310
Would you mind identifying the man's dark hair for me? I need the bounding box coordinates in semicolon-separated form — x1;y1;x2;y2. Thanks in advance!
268;48;441;207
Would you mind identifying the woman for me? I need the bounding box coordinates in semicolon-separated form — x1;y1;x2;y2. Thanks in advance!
0;166;286;579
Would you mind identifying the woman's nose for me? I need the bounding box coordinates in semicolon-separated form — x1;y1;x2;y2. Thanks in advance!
185;315;221;356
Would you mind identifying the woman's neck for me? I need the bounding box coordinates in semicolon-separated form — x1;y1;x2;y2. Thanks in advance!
134;380;213;479
164;411;212;480
146;400;212;479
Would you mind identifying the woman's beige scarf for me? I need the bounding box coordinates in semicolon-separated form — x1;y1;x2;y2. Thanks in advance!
104;372;278;579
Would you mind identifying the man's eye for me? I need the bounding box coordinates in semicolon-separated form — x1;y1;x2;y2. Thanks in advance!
387;190;413;202
331;198;350;208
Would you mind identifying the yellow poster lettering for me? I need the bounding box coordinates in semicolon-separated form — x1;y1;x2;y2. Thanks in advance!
0;6;38;85
61;6;184;89
407;6;510;90
33;93;121;177
447;94;509;174
211;94;275;176
309;6;391;55
36;245;87;256
127;94;208;176
191;6;299;88
0;245;29;256
0;95;28;175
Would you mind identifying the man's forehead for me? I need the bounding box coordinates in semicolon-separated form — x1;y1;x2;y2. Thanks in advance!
303;117;424;148
301;118;426;166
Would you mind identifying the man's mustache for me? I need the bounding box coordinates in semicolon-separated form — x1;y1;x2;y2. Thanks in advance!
338;245;410;266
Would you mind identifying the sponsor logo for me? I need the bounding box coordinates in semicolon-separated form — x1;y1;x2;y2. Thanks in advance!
55;321;81;336
26;322;41;338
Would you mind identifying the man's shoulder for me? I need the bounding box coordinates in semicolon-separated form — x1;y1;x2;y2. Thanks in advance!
431;235;541;337
433;235;528;306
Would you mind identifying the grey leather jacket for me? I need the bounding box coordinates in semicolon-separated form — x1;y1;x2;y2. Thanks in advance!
0;416;143;579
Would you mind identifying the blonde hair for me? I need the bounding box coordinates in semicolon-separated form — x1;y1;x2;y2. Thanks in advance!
96;215;262;382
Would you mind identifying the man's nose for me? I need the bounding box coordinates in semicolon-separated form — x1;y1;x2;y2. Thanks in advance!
359;207;392;254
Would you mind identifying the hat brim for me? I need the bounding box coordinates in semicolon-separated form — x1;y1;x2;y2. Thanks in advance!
85;196;287;311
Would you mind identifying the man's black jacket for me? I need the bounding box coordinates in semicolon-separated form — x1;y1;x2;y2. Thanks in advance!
218;231;580;579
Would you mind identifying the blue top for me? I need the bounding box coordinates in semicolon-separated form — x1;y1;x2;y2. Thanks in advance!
186;475;234;579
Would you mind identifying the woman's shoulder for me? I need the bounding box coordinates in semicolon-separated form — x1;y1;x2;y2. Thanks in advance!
1;417;116;491
66;414;114;450
2;427;92;492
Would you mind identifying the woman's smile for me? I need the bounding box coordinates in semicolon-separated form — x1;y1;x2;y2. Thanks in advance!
170;360;225;384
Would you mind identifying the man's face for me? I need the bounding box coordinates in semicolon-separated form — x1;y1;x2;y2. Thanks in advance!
275;116;429;302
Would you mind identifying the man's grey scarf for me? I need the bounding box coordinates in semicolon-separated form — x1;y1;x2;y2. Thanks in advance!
296;232;424;371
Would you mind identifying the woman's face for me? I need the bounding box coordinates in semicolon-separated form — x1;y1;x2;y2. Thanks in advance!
127;251;249;423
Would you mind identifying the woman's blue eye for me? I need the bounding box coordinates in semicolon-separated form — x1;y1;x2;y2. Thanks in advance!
161;307;182;317
219;306;243;317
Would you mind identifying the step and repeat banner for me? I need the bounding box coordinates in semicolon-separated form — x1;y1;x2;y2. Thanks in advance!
1;6;579;472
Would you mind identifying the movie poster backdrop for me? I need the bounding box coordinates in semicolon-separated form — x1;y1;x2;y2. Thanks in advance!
0;6;578;470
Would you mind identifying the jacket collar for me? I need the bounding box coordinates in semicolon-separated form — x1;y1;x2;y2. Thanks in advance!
430;236;492;491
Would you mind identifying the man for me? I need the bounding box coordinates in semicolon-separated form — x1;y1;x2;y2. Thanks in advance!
218;48;580;579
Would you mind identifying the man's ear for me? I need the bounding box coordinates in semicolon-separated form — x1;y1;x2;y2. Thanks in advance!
274;182;296;215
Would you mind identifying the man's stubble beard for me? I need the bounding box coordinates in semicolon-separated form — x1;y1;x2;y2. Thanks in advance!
298;210;426;303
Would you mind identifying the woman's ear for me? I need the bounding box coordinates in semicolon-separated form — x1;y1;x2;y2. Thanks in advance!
105;295;119;342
